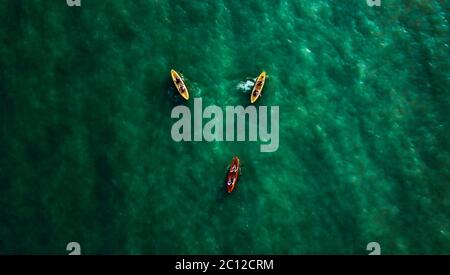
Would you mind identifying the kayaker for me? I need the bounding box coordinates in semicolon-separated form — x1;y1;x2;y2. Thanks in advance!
171;69;189;100
227;178;233;186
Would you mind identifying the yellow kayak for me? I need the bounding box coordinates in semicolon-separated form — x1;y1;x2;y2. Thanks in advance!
171;69;189;100
250;71;266;103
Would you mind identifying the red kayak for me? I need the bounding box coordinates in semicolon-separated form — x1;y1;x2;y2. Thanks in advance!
226;156;240;193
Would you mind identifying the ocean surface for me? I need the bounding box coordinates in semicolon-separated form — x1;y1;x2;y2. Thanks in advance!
0;0;449;254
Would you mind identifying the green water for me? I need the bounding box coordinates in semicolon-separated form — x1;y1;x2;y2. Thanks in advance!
0;0;449;254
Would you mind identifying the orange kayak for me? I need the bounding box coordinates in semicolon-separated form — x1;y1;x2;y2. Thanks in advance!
170;69;189;100
250;71;266;103
226;156;240;193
